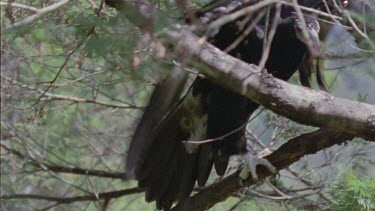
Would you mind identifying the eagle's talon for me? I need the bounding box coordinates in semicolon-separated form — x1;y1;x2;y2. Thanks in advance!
240;153;276;181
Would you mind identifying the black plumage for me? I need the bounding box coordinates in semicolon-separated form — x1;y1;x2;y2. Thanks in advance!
126;1;323;210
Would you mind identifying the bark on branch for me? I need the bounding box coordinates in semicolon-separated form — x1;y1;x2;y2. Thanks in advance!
167;29;375;141
104;0;375;141
172;129;353;210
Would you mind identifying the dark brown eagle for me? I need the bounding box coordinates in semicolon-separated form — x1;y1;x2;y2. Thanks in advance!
125;0;324;210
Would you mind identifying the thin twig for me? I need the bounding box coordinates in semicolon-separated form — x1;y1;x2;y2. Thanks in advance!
258;3;281;71
0;2;38;11
3;0;72;31
0;143;124;179
0;188;143;203
1;75;141;109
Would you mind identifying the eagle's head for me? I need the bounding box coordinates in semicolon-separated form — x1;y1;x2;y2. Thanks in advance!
293;15;321;56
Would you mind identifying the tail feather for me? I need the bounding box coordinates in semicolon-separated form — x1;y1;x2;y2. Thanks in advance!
299;53;328;91
137;136;179;187
197;144;214;186
139;139;180;190
176;153;198;202
299;53;313;88
136;116;181;180
144;148;183;202
126;68;188;179
213;149;230;176
159;148;187;210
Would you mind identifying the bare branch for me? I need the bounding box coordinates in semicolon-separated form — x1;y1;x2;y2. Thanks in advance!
0;2;38;12
0;188;143;204
3;0;72;31
165;29;375;141
0;144;124;179
345;11;375;50
172;129;353;210
1;75;141;109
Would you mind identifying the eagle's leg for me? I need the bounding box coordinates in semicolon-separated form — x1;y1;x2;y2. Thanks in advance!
239;152;276;182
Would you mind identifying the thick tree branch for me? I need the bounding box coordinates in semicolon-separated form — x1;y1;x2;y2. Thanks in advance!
167;29;375;141
105;0;375;141
172;129;353;211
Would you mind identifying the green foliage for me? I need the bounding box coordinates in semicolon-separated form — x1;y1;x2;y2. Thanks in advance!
329;171;375;211
1;0;375;210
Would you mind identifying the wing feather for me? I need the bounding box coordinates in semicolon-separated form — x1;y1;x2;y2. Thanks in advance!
126;68;188;179
197;144;214;186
